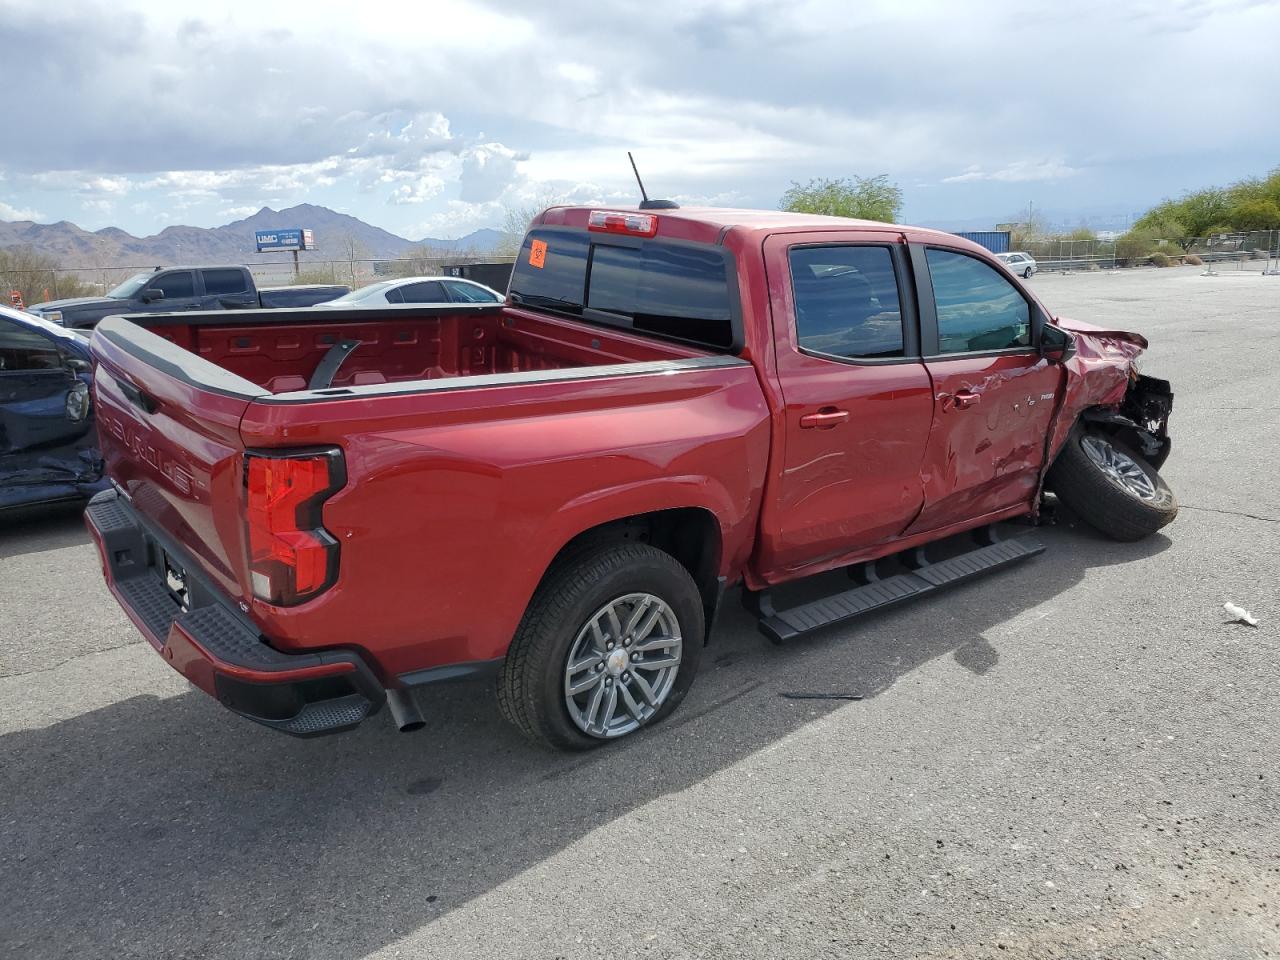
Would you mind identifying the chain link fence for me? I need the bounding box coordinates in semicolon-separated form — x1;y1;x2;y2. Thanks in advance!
0;254;518;307
1016;230;1280;272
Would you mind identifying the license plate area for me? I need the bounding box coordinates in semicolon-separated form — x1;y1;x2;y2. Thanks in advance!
156;545;191;612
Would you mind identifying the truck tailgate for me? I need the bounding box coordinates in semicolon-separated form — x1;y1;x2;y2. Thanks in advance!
90;317;268;600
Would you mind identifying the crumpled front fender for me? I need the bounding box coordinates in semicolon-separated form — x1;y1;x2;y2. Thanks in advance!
1046;316;1150;466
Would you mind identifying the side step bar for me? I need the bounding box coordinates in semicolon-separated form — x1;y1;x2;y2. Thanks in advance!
747;534;1045;643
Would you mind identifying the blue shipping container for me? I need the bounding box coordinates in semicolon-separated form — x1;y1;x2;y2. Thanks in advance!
952;230;1011;254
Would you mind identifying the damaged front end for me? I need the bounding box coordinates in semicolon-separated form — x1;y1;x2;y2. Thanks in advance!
1045;317;1174;472
1083;373;1173;470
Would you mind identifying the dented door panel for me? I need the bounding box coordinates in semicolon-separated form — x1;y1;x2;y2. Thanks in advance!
908;352;1062;534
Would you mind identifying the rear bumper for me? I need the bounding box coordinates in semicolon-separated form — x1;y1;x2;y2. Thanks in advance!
85;488;386;737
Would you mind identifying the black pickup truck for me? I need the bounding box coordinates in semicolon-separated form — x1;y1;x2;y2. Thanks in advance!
27;266;349;330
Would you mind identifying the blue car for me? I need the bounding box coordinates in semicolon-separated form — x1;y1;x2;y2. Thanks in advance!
0;304;107;510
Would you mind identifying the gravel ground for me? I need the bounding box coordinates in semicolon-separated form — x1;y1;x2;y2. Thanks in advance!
2;264;1278;959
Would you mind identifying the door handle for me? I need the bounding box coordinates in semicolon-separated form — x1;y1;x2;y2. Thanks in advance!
799;407;849;429
954;390;981;409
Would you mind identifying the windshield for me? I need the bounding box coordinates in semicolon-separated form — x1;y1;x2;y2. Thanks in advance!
106;274;152;299
326;281;398;304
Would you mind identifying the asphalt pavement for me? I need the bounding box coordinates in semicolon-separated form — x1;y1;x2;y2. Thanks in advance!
2;264;1277;959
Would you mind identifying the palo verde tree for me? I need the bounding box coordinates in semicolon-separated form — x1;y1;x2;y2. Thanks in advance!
779;175;904;223
1131;168;1280;249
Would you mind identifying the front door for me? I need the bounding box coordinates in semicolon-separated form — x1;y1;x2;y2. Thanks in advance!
753;233;936;583
906;244;1063;534
145;270;198;311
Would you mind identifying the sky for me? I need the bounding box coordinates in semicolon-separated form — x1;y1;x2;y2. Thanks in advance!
1;0;1278;240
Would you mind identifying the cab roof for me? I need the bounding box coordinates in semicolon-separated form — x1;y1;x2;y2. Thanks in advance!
537;204;974;250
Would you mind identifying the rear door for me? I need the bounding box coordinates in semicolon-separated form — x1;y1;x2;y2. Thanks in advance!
199;268;255;309
397;281;450;304
753;232;936;581
905;243;1062;534
143;270;200;312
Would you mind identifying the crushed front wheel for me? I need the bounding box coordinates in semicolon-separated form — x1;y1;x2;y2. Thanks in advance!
1047;427;1178;541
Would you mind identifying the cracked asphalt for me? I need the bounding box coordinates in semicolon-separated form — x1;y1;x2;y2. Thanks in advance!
2;265;1278;959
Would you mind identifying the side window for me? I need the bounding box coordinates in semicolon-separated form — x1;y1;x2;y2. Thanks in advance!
0;319;61;372
925;249;1031;353
444;280;499;303
152;271;195;299
201;269;248;296
398;281;448;304
789;245;904;359
385;287;405;304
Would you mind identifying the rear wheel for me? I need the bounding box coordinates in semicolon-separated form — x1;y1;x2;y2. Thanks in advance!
1047;427;1177;541
497;542;704;750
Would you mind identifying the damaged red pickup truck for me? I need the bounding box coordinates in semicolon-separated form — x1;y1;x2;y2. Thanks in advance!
85;206;1175;749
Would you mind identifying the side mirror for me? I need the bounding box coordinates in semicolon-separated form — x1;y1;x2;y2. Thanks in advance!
64;356;90;373
1039;323;1076;362
141;288;165;304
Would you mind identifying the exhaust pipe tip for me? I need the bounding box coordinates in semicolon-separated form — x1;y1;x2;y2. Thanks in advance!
386;688;426;733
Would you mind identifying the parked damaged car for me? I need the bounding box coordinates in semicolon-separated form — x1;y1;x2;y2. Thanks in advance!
0;305;106;510
85;205;1177;749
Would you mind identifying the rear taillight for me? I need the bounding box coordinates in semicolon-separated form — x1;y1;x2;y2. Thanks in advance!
587;209;659;237
243;448;345;606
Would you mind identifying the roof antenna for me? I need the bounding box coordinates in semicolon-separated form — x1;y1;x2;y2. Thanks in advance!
628;152;680;210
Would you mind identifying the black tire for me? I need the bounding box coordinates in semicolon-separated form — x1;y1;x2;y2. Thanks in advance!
1047;426;1177;541
497;542;704;750
1023;266;1034;279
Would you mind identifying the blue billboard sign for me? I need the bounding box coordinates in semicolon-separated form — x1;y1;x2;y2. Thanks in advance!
254;228;314;252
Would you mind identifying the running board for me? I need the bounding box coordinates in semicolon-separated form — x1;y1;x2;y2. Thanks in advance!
749;535;1046;644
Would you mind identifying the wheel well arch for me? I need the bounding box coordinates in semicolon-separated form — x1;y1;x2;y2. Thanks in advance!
545;508;724;641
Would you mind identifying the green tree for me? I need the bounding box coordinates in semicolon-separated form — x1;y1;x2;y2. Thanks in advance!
780;175;903;222
1229;199;1280;231
1135;189;1232;249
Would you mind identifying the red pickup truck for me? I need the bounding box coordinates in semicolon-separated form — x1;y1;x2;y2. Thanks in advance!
85;205;1175;749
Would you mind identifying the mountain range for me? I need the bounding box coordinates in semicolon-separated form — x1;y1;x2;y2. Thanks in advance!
0;203;506;267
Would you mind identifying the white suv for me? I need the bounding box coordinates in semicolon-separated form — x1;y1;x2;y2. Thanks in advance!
996;252;1037;279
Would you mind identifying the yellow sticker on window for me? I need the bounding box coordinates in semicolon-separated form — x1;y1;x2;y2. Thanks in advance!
529;238;547;269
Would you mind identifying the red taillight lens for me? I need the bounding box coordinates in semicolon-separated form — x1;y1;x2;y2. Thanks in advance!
243;449;345;606
587;209;658;237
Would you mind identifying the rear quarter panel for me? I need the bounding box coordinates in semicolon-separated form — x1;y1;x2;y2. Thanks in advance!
239;361;771;680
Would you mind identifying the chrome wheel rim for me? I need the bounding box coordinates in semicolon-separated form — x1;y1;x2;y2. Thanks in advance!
563;593;682;739
1081;435;1158;501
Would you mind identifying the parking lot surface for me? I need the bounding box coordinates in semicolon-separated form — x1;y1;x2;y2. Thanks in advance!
2;265;1278;959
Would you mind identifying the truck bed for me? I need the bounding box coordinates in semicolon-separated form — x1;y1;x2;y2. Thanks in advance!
105;303;702;396
87;302;766;682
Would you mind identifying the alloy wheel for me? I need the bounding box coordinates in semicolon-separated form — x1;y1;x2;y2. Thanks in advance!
563;593;683;738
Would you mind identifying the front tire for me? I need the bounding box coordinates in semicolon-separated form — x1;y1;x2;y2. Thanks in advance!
1047;427;1177;541
1023;266;1034;279
497;542;704;750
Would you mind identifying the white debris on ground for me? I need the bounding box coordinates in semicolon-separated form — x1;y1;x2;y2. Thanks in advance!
1223;602;1260;627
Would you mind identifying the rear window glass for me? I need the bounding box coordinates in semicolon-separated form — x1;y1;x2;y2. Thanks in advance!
201;268;248;295
790;246;904;359
509;229;735;349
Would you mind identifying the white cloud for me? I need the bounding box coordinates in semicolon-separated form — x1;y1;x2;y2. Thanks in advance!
458;143;526;204
388;176;447;205
0;199;43;220
943;160;1083;184
1;0;1277;236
